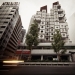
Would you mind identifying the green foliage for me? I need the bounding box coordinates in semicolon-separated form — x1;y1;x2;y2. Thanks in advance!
52;30;66;57
26;34;33;50
26;20;39;50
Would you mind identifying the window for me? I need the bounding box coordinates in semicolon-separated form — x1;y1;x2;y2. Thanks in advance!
0;7;2;9
0;31;2;33
51;38;53;40
57;5;61;9
47;22;48;24
4;21;8;23
46;33;48;35
51;33;53;35
41;26;43;28
47;25;49;27
1;26;6;28
11;10;14;12
51;29;53;31
46;38;48;40
63;34;65;36
51;27;53;28
9;14;12;15
41;30;43;33
13;7;16;9
15;11;16;14
6;17;10;19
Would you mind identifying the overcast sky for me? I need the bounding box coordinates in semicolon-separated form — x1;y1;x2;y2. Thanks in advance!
0;0;75;42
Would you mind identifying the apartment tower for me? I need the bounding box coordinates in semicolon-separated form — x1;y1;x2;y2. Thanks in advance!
0;2;22;58
28;2;69;43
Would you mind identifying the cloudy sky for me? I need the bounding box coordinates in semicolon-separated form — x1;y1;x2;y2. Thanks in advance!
0;0;75;42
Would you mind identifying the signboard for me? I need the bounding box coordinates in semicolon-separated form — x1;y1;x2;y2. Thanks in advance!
16;50;30;54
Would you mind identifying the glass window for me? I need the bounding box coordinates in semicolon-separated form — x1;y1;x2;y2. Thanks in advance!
63;34;65;36
46;33;48;35
41;30;43;33
46;38;48;40
51;29;53;31
47;25;49;27
51;33;53;35
41;26;43;28
51;38;53;40
0;31;2;33
1;26;6;28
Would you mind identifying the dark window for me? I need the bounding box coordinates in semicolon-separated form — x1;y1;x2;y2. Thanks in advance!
1;26;6;28
0;31;2;33
11;10;14;12
63;34;65;36
4;21;8;23
51;38;53;40
46;38;48;40
57;5;61;9
51;33;53;35
0;7;2;9
46;33;48;35
41;26;43;28
41;31;43;33
15;11;16;14
6;17;10;19
9;14;12;15
51;29;53;31
13;7;16;9
51;27;53;28
47;25;49;27
47;22;48;24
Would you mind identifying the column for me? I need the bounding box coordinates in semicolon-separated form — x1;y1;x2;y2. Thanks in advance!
41;55;43;61
69;55;72;62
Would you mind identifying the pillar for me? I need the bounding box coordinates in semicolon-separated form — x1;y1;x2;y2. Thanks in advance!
41;55;43;61
69;55;72;62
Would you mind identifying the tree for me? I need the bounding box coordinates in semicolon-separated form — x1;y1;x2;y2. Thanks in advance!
26;20;39;61
52;30;66;61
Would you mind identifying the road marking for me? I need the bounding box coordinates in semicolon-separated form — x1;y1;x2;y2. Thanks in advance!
3;65;17;66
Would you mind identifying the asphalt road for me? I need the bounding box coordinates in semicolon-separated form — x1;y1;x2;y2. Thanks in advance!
0;65;75;75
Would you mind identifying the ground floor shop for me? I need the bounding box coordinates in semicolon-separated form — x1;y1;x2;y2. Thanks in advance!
16;54;71;62
31;54;71;61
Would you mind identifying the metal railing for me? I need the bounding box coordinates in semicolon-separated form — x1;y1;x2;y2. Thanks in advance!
18;62;75;66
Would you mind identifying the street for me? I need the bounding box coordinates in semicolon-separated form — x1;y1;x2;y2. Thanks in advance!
0;65;75;75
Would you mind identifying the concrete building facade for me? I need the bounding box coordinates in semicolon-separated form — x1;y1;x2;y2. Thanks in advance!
0;2;22;59
28;1;69;43
17;1;75;61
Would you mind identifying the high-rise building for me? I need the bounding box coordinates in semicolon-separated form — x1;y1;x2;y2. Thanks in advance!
17;1;75;61
25;1;73;61
0;2;22;58
29;1;69;43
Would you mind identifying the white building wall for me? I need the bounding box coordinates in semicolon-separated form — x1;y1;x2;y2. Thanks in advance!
31;49;75;55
